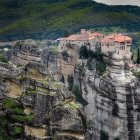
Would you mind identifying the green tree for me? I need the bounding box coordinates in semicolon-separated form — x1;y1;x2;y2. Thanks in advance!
60;74;65;83
137;48;140;64
96;61;106;76
72;85;88;106
79;45;89;59
67;75;74;91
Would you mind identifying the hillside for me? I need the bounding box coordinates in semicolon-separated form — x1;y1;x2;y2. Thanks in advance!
0;0;140;41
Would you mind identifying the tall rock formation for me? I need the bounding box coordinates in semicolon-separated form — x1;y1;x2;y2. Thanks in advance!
9;40;41;65
0;62;86;140
83;52;140;140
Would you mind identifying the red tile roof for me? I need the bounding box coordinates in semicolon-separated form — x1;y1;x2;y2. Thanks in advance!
100;34;132;43
58;30;104;41
114;35;132;42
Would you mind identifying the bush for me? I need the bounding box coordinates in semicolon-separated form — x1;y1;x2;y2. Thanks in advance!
15;114;34;123
3;98;19;109
13;126;23;136
67;75;74;91
72;85;88;106
0;117;14;140
79;45;89;59
96;61;106;76
0;50;8;63
133;71;140;78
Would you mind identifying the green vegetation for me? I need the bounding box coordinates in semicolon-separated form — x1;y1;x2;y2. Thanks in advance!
0;50;8;63
3;97;24;114
15;114;34;123
100;130;109;140
67;75;74;91
96;61;106;76
133;71;140;78
3;97;19;109
49;47;58;54
137;48;140;64
13;126;23;136
3;97;34;123
79;45;89;59
71;84;88;106
86;48;106;76
0;0;140;40
0;117;14;140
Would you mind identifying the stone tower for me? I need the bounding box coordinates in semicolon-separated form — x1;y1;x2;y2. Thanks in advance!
93;53;140;140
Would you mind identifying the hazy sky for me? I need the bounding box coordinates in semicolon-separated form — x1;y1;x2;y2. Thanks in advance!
95;0;140;6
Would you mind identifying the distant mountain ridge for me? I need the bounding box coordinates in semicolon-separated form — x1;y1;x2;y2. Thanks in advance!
0;0;140;41
95;0;140;7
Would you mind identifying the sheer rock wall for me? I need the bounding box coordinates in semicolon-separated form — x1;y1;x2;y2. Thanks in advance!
0;62;86;140
83;53;140;140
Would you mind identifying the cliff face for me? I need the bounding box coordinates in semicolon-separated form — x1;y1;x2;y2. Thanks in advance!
9;40;41;65
83;53;140;140
0;62;86;140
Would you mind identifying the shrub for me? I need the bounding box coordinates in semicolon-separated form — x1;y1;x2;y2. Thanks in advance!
96;61;106;76
79;45;89;59
137;48;140;64
0;50;8;63
133;71;140;78
67;75;74;91
3;98;19;109
0;117;14;140
72;85;88;106
15;114;34;123
13;126;23;136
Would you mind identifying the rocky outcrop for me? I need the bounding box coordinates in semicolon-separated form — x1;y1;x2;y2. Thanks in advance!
8;40;80;86
82;52;140;140
9;40;41;65
0;62;86;140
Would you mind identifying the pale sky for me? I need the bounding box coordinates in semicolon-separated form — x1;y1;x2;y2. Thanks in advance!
95;0;140;6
